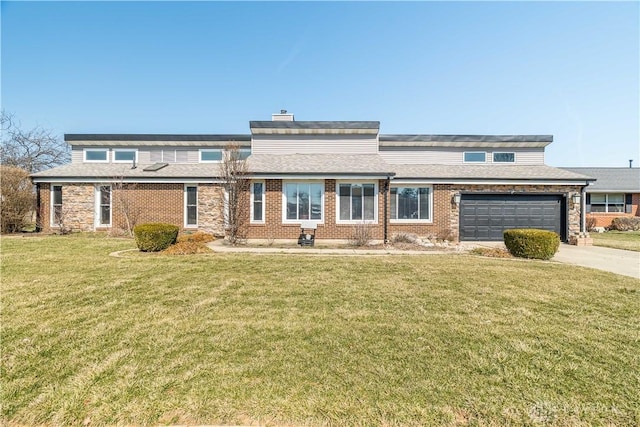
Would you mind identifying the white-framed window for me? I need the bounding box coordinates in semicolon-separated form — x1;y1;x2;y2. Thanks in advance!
51;184;63;226
113;149;137;163
95;185;112;227
337;182;377;223
587;193;625;213
251;181;265;223
200;149;223;162
390;186;432;222
84;148;109;163
464;152;486;163
493;152;515;163
185;185;198;227
283;181;324;223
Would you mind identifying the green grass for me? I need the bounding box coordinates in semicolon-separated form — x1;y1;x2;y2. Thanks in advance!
591;230;640;252
2;234;639;426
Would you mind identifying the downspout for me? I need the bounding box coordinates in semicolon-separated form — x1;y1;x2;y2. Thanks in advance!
580;185;587;233
35;182;41;232
383;176;390;244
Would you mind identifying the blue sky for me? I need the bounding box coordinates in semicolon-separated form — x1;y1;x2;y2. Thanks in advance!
2;1;638;167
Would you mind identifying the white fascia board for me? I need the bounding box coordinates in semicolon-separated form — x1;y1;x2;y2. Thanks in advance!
32;177;224;184
249;174;392;180
394;178;592;185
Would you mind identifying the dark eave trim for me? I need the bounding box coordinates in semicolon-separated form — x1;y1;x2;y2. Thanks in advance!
64;134;252;142
380;134;553;143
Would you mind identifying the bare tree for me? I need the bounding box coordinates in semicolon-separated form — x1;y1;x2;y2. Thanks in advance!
112;177;143;237
219;144;250;244
0;166;34;233
1;111;70;173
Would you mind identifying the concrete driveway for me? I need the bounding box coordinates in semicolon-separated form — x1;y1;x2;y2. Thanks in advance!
466;241;639;279
551;244;640;279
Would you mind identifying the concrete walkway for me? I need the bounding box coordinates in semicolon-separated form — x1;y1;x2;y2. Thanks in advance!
207;239;459;256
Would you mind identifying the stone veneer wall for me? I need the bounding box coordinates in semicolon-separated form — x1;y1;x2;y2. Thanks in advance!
444;184;583;240
197;184;225;237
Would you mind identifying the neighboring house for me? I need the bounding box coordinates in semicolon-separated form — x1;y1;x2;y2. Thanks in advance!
562;167;640;228
31;112;593;242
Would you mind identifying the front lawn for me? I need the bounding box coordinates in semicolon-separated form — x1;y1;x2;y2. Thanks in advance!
2;234;639;426
591;230;640;252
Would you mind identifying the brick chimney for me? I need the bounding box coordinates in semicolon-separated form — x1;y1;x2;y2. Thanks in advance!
272;110;294;121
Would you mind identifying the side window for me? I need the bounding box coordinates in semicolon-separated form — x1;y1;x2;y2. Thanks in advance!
185;186;198;227
97;185;111;226
51;185;63;226
251;181;265;223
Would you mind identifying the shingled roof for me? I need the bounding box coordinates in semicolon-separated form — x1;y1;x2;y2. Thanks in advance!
562;167;640;192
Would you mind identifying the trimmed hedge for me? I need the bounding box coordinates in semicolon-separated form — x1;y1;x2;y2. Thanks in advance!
133;223;179;252
503;229;560;260
609;217;640;231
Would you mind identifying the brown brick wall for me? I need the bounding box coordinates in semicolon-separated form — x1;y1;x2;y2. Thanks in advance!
247;181;583;242
36;180;585;240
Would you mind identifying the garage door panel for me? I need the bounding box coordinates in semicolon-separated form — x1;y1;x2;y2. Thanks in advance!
460;194;563;241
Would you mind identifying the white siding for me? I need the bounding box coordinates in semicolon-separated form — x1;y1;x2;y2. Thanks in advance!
71;147;83;164
252;134;378;155
380;147;545;165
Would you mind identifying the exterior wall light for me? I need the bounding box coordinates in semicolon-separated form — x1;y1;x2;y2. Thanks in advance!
571;193;581;205
453;193;461;205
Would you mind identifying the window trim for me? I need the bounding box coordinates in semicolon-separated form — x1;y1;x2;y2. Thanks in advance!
83;148;109;163
94;185;112;228
199;149;223;163
184;185;198;228
281;180;325;225
389;185;433;223
492;152;516;163
463;151;487;163
250;181;266;224
336;181;378;225
112;149;138;164
50;184;63;227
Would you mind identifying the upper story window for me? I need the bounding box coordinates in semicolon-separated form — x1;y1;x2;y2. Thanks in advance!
464;152;486;163
200;149;223;162
238;148;251;160
493;152;515;163
84;148;108;163
113;149;137;163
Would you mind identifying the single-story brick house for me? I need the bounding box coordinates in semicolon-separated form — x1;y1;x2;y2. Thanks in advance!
31;112;594;242
562;167;640;229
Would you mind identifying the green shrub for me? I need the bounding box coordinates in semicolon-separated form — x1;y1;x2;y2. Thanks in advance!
503;229;560;260
133;223;179;252
609;217;640;231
